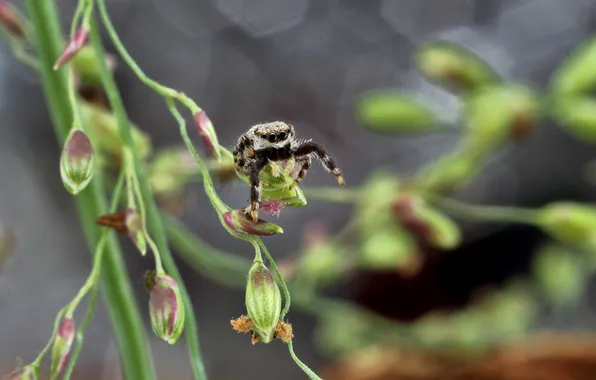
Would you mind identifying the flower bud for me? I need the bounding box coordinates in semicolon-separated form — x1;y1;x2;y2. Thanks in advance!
416;147;482;193
354;90;438;134
550;37;596;95
0;2;25;39
148;147;201;195
245;260;282;344
550;96;596;143
392;195;462;250
415;41;499;93
193;110;221;162
359;227;417;270
148;274;185;344
125;208;146;255
71;45;117;85
223;209;283;236
50;317;75;377
536;202;596;252
60;127;95;195
54;27;90;70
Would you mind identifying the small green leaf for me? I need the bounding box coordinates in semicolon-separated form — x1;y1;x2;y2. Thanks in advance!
355;90;438;134
550;37;596;95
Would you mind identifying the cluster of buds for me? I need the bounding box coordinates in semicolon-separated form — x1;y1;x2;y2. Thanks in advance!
50;317;76;377
60;127;95;195
231;260;292;344
96;208;147;255
145;271;185;344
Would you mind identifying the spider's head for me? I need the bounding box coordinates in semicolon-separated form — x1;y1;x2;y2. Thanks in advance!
251;121;295;149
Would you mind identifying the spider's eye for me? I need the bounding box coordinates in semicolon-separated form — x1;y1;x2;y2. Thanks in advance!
279;132;287;140
267;134;276;143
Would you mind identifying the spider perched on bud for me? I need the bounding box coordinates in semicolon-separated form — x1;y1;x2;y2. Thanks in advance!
232;121;345;222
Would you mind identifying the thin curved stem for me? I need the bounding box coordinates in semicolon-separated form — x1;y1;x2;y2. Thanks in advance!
257;240;291;319
288;341;322;380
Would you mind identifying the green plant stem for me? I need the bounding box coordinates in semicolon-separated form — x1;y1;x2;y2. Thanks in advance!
88;15;208;380
257;240;291;319
428;195;539;225
302;187;361;203
288;341;322;380
25;2;157;379
30;308;67;368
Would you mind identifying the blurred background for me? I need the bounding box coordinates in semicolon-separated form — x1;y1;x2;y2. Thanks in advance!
3;0;596;379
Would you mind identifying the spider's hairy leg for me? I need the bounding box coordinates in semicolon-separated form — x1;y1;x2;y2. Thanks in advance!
247;160;262;222
289;157;311;190
295;141;345;187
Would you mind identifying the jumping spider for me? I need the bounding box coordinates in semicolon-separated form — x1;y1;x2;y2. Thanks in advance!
232;121;345;222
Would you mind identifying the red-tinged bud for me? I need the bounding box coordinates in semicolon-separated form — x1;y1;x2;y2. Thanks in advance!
60;127;95;195
148;274;185;344
0;2;25;39
53;27;90;70
260;200;286;217
96;209;147;255
223;209;283;236
193;110;221;162
50;317;75;377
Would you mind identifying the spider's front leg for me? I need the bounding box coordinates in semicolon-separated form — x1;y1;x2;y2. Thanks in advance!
289;157;311;190
294;141;345;187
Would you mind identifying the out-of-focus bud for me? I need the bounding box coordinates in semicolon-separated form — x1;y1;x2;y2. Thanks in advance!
147;273;185;344
80;102;152;160
532;244;586;306
96;209;147;254
0;2;25;39
415;146;482;193
354;90;438;134
536;202;596;253
392;195;461;250
3;366;39;380
223;209;283;236
193;110;221;162
148;147;200;196
60;127;95;195
550;96;596;143
54;27;89;70
359;227;418;271
50;317;75;377
550;37;596;95
70;45;117;85
245;260;282;344
463;84;540;154
415;41;500;93
355;171;401;239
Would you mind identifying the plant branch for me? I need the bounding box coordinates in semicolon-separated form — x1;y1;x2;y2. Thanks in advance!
24;1;157;379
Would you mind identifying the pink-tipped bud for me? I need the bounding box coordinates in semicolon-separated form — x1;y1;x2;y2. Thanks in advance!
193;110;221;162
125;208;147;255
50;317;75;377
0;2;25;39
260;200;286;217
223;209;283;236
60;127;95;195
148;274;185;344
54;27;89;70
3;366;39;380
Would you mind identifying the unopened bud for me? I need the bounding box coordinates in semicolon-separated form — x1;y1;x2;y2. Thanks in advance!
416;147;482;193
0;2;25;39
359;227;417;270
355;90;438;134
193;110;221;162
223;209;283;236
71;46;117;85
536;202;596;252
148;273;185;344
54;27;89;70
148;147;201;196
245;260;282;344
415;41;499;93
96;208;146;254
550;96;596;143
60;127;95;195
50;317;75;377
393;195;461;250
550;37;596;95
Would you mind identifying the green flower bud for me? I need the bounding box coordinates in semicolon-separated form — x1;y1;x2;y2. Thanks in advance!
50;317;75;377
148;274;185;344
355;171;401;238
532;244;586;306
80;102;152;160
354;90;438;134
550;37;596;95
415;147;482;193
415;41;500;93
536;202;596;252
148;147;200;196
550;96;596;143
70;46;117;85
359;227;417;270
60;127;95;195
223;209;283;236
463;84;540;154
245;260;282;344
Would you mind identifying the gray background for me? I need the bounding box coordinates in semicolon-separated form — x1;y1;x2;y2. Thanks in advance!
2;0;596;378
